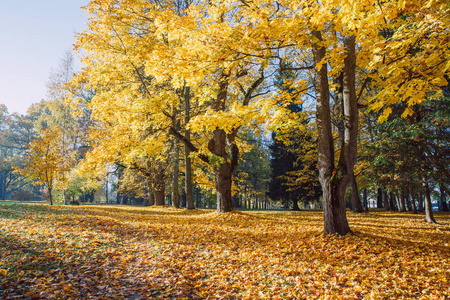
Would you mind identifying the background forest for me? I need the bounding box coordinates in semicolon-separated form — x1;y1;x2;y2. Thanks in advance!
0;0;449;231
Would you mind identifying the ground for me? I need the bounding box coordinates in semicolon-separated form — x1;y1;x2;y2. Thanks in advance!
0;202;449;299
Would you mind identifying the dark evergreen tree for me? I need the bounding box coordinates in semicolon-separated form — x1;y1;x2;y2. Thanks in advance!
268;64;321;210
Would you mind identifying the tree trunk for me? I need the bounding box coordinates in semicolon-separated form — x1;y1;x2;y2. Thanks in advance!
409;190;417;214
184;86;194;210
214;156;233;213
63;189;67;205
418;193;424;213
389;191;396;211
207;75;237;213
376;188;383;209
105;173;109;204
440;183;448;212
154;169;165;206
363;188;369;212
349;174;364;213
405;190;412;212
382;189;390;211
292;199;300;211
149;192;155;206
313;31;355;235
49;189;53;206
172;138;180;208
423;178;436;223
399;190;406;212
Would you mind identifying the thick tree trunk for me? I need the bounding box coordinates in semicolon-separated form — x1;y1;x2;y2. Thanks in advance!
376;188;383;209
154;190;165;206
207;75;238;213
383;189;390;211
214;157;233;213
149;193;155;206
292;199;300;211
389;191;396;211
349;173;364;213
313;31;355;235
423;178;436;223
184;86;194;210
172;138;180;208
154;169;165;206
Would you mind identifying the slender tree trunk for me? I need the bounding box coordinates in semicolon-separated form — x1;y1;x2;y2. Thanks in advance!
399;190;406;212
154;169;165;206
184;86;194;210
423;178;436;223
350;174;364;213
313;31;355;235
409;190;417;214
63;189;67;205
405;190;412;212
48;188;53;206
440;183;448;212
418;193;424;213
363;188;369;212
105;173;109;204
172;138;180;208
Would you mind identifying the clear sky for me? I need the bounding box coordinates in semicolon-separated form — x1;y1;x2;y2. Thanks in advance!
0;1;89;115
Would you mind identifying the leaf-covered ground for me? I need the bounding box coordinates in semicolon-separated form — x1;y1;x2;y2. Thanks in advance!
0;203;449;299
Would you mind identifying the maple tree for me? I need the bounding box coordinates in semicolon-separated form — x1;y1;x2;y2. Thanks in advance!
15;129;68;205
72;0;450;233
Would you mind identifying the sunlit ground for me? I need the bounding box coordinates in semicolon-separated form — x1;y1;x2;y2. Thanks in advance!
0;202;449;299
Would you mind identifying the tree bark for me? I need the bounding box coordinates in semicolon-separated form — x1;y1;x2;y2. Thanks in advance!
172;138;180;208
418;193;424;213
389;191;396;211
154;169;165;206
206;75;238;213
399;190;406;212
376;188;383;209
383;189;390;211
349;173;364;213
209;127;236;213
440;183;448;212
409;190;417;214
313;31;355;235
363;188;369;212
48;188;53;206
184;86;194;210
423;178;436;223
292;199;300;211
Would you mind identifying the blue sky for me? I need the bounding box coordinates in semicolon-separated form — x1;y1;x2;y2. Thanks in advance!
0;1;88;115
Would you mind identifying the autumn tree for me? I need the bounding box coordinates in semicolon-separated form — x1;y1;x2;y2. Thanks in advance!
16;129;68;205
77;0;450;234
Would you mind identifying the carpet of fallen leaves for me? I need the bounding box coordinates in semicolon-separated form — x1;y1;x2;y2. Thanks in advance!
0;203;449;299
